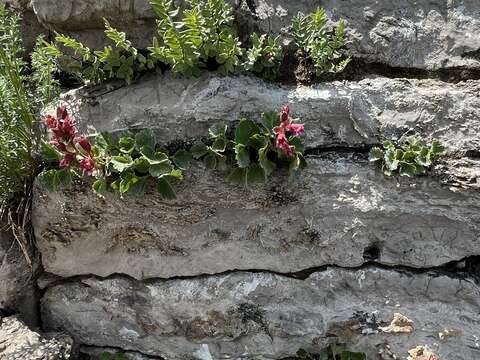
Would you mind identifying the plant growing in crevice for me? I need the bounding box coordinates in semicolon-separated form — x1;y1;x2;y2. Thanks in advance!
148;0;243;76
297;345;366;360
45;19;156;85
369;136;446;177
243;33;283;80
292;8;350;77
190;105;306;186
40;106;183;198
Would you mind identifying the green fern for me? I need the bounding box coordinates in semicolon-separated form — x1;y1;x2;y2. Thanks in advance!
292;8;350;76
148;0;242;76
243;33;283;80
49;19;154;85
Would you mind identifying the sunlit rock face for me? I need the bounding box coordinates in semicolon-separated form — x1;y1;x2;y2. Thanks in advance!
42;268;480;360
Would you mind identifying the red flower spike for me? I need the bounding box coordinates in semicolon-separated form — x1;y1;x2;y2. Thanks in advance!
274;105;304;157
44;115;58;130
79;157;96;176
49;138;67;152
286;123;304;136
276;132;294;157
280;105;290;123
59;153;75;168
52;115;77;142
75;136;92;154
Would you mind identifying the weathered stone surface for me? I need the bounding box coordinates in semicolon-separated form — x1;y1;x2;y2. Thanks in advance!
30;0;156;49
80;346;160;359
30;0;480;69
32;153;480;280
243;0;480;70
41;268;480;360
56;73;480;157
0;221;38;326
0;315;73;359
56;73;480;188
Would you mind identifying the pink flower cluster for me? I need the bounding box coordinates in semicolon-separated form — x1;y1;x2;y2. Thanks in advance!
273;105;305;157
44;106;98;176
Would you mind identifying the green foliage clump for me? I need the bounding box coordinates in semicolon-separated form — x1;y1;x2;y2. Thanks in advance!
190;109;306;186
292;8;350;76
297;345;367;360
0;5;58;206
40;119;184;199
148;0;243;76
369;136;446;177
243;33;283;80
46;19;156;85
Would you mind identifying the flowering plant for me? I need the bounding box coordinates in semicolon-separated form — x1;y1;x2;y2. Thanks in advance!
40;106;183;198
190;105;306;185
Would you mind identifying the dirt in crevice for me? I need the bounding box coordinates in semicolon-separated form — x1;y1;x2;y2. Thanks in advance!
38;255;480;294
279;50;480;86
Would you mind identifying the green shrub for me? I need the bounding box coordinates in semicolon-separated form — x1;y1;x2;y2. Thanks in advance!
369;136;446;177
292;8;350;76
148;0;243;76
243;33;283;80
0;5;58;206
45;19;156;85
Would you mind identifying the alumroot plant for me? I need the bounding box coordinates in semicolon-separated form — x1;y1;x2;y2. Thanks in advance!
40;105;307;197
190;105;307;185
40;106;182;198
369;136;446;177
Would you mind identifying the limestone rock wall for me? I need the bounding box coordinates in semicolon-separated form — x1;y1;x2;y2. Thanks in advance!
16;0;480;70
20;0;480;359
0;315;73;359
42;268;480;360
33;155;480;280
0;219;38;326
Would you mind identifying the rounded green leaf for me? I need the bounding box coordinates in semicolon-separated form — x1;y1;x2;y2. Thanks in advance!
118;136;136;154
235;119;258;145
92;178;108;196
149;161;174;178
368;147;384;162
173;149;193;169
133;156;150;173
212;137;227;152
209;122;227;138
110;155;134;172
247;164;266;183
157;178;176;199
135;129;156;150
399;162;417;177
204;154;217;169
56;169;72;187
234;144;250;168
190;142;208;159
